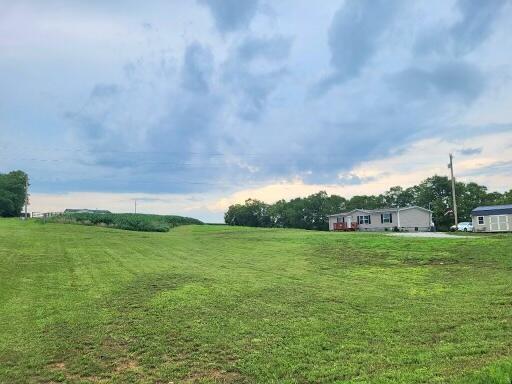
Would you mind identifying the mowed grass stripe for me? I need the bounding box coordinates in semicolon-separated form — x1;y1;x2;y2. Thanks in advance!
0;219;511;383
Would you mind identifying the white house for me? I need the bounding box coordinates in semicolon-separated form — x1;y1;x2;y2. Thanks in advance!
328;206;433;232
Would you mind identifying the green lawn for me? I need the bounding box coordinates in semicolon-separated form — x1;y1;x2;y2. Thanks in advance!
0;219;511;383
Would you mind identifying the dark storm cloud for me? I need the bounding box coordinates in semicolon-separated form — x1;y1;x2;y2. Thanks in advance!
336;173;378;186
222;67;288;122
236;35;292;62
292;115;425;185
180;43;214;93
66;113;106;141
459;147;482;156
415;0;507;56
65;83;121;143
451;0;507;55
90;84;121;98
222;36;291;122
197;0;259;33
314;0;403;94
390;61;485;103
437;123;512;141
146;92;221;155
64;43;234;193
461;160;512;177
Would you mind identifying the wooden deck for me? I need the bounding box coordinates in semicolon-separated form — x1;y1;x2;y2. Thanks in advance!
332;222;358;231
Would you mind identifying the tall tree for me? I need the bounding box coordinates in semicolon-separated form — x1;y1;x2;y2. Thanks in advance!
224;199;270;227
457;182;489;221
384;186;415;208
0;170;28;217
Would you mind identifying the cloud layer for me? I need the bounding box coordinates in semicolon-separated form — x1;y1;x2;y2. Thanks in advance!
1;0;511;221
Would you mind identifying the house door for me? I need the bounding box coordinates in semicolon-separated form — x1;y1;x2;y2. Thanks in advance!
346;216;352;227
490;215;509;231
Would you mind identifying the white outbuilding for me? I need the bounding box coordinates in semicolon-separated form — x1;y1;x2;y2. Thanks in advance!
471;204;512;232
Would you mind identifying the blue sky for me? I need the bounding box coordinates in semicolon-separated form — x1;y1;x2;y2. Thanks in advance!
1;0;511;221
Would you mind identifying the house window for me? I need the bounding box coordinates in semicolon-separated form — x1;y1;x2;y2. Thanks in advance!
381;213;392;224
478;216;484;225
358;215;371;224
337;216;345;223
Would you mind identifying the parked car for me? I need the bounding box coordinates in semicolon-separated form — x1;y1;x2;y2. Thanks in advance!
450;222;473;232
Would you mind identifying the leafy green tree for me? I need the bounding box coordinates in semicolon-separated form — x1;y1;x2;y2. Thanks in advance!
483;191;503;205
224;199;270;227
346;195;385;210
383;186;415;208
302;192;330;230
328;194;348;213
0;171;28;217
412;176;454;229
493;189;512;205
457;182;489;221
268;199;288;228
503;190;512;204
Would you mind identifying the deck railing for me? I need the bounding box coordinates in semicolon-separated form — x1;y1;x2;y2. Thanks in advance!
332;222;358;231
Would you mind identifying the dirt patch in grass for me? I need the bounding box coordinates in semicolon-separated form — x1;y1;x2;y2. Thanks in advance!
48;361;104;383
115;358;139;372
183;369;244;383
49;361;66;371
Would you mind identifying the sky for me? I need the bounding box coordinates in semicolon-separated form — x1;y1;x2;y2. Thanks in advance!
1;0;512;222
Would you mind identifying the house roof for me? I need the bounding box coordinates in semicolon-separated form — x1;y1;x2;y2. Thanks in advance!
471;204;512;216
328;205;431;217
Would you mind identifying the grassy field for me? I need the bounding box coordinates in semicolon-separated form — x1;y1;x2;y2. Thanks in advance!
0;219;511;383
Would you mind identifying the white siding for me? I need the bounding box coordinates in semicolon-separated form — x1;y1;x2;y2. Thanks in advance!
398;208;431;231
472;214;512;232
329;207;432;231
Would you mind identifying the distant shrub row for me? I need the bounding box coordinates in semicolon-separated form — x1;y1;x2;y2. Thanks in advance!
46;212;202;232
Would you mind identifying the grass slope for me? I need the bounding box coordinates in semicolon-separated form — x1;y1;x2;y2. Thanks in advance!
0;219;511;383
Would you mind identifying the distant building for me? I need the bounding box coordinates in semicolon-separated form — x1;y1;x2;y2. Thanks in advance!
471;204;512;232
64;209;111;214
328;206;433;232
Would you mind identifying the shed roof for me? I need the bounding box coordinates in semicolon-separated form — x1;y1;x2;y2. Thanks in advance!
471;204;512;216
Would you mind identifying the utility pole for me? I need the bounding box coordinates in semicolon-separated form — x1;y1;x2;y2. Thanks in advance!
448;153;458;226
24;176;29;220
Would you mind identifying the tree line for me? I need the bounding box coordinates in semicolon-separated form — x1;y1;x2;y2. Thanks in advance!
224;175;512;231
0;171;29;217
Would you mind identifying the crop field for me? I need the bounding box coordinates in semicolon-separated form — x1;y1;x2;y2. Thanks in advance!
0;219;511;383
46;212;203;232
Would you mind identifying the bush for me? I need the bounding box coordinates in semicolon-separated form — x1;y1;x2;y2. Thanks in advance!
45;213;202;232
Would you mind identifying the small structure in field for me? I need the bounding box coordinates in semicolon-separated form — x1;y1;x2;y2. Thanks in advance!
328;206;433;232
471;204;512;232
